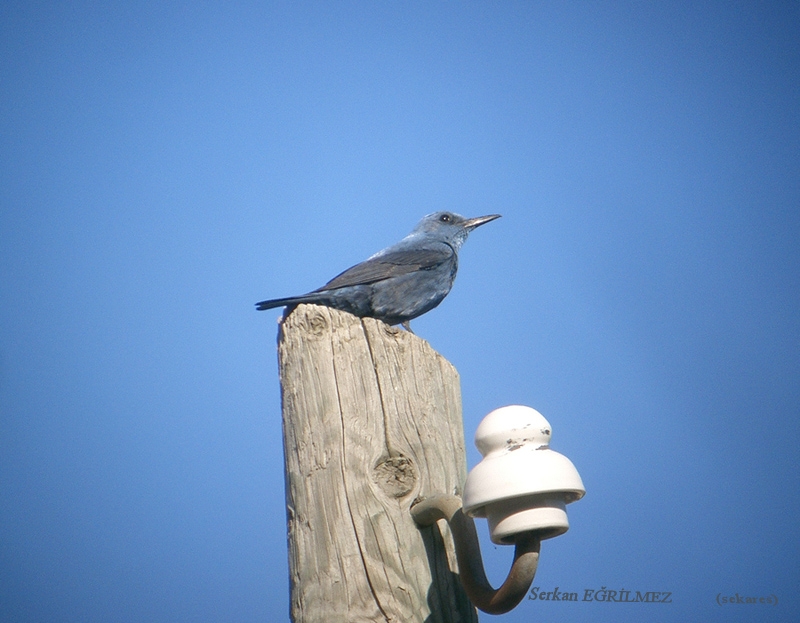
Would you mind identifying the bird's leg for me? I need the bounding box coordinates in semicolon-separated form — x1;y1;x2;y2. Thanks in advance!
401;321;414;333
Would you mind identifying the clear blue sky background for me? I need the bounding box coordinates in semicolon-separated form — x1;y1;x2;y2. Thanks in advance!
1;2;798;622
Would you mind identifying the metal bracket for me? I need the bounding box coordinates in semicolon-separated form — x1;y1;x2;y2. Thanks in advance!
411;494;540;615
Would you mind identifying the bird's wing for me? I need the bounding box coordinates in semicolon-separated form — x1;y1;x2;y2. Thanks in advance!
316;245;453;291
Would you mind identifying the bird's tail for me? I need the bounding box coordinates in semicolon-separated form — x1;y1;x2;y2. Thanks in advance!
255;293;320;311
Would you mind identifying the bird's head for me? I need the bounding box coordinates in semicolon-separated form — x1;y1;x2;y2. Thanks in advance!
412;211;501;249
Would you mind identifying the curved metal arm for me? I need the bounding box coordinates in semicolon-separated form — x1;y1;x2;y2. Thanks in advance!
411;494;540;615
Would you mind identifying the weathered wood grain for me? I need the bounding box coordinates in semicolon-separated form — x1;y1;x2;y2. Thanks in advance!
278;304;478;623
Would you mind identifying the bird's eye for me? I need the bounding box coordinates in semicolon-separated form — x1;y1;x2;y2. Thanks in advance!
439;213;451;223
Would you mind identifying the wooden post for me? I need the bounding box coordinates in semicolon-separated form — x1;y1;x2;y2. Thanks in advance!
278;304;479;623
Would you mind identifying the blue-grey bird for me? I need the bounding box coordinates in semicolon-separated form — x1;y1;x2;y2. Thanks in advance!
255;211;500;329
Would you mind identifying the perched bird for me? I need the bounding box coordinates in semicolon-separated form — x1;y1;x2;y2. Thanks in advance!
255;211;500;329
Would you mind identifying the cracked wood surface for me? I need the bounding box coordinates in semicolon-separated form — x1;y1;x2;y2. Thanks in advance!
278;304;478;623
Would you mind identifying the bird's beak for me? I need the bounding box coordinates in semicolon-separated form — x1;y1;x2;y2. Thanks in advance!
464;214;501;230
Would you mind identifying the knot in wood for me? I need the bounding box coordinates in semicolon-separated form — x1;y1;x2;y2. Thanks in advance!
299;308;329;336
372;455;417;498
380;322;402;337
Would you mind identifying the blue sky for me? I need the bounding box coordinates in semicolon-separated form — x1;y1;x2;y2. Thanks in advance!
1;2;798;622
